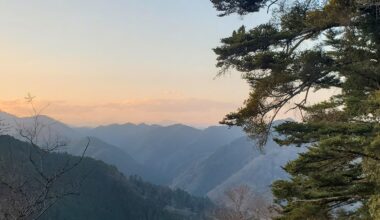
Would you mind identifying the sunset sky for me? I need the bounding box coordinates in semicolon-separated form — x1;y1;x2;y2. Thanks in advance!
0;0;302;127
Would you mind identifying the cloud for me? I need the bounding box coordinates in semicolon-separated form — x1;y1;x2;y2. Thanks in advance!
0;88;338;127
0;98;240;127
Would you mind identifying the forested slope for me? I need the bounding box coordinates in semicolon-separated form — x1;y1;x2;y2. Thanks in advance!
0;135;212;220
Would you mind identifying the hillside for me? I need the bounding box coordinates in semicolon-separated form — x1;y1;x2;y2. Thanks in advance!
65;137;145;176
78;123;245;184
206;139;306;200
0;135;212;220
171;137;258;196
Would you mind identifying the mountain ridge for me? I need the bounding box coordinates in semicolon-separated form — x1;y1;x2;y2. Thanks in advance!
0;110;302;202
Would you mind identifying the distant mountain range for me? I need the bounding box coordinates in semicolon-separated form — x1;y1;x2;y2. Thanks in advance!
0;111;303;201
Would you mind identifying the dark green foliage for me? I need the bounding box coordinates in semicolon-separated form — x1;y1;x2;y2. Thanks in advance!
211;0;380;218
0;135;212;220
211;0;269;16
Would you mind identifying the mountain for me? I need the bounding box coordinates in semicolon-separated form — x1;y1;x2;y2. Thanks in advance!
169;126;245;176
80;123;245;184
171;137;259;196
0;111;17;122
0;111;81;142
65;137;144;177
0;112;163;180
0;135;212;220
206;140;306;201
77;123;159;155
171;135;305;200
79;120;302;201
0;111;303;204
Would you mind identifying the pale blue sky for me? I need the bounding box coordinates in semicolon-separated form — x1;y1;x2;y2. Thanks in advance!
0;0;271;126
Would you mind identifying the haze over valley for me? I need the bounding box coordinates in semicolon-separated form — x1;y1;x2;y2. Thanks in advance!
0;111;302;203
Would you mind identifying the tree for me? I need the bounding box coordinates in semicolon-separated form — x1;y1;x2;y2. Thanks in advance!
211;0;380;218
0;95;89;220
212;185;276;220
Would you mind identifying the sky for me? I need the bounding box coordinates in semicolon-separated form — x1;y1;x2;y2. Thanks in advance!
0;0;290;127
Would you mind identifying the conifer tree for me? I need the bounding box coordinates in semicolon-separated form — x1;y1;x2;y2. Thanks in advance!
211;0;380;218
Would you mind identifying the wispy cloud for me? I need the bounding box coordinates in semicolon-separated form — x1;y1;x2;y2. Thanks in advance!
0;98;240;127
0;88;338;127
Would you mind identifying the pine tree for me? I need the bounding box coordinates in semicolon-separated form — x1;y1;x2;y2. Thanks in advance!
211;0;380;218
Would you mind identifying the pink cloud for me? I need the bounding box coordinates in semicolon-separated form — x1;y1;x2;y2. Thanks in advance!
0;98;240;127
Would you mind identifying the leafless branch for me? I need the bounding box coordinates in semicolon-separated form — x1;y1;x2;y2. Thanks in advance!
0;96;90;220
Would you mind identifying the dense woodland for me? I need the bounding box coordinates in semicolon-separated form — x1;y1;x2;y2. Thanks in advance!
0;135;211;220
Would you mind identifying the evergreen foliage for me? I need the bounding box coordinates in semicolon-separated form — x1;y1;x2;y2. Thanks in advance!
211;0;380;218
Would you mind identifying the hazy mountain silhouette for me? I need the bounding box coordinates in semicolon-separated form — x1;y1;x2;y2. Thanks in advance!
65;137;144;176
0;111;302;201
207;143;305;200
170;137;258;196
79;123;245;184
171;120;304;198
0;111;81;141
